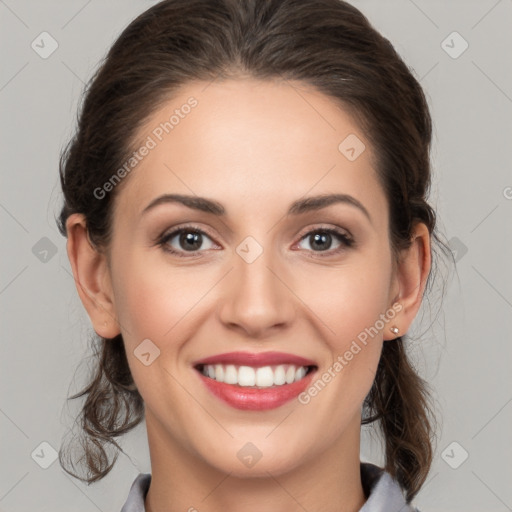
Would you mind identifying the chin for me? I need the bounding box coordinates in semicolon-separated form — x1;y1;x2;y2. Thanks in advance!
195;434;311;478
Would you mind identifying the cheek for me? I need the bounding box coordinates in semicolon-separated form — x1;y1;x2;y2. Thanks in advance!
295;260;392;347
293;256;391;406
110;257;201;422
111;254;205;347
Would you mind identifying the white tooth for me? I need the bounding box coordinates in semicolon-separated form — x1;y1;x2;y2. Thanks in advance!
224;364;238;384
238;366;256;386
215;364;224;382
273;365;286;385
285;365;296;384
256;366;274;387
207;365;215;379
295;366;307;381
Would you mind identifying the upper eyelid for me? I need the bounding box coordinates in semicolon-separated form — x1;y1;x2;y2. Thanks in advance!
296;224;352;240
160;224;218;243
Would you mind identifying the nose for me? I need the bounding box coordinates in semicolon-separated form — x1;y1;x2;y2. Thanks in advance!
217;244;296;339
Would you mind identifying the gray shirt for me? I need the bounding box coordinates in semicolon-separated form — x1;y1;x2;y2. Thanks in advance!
120;462;419;511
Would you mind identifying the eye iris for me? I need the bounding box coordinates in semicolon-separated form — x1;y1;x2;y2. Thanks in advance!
311;232;332;251
180;231;202;251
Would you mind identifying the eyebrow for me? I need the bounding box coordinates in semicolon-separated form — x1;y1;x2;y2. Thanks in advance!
141;193;372;223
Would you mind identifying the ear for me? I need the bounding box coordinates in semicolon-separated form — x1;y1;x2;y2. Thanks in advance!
65;213;120;339
384;222;431;341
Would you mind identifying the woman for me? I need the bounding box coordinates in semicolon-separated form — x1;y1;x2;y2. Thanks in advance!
57;0;451;510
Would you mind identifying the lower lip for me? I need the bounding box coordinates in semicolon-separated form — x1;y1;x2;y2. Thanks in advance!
196;369;316;411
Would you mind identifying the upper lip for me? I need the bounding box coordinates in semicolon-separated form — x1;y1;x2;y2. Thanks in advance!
193;351;317;368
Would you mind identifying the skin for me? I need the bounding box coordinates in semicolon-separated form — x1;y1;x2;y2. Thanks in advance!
66;77;431;512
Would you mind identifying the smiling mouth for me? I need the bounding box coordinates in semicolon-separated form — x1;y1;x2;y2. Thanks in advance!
195;363;317;388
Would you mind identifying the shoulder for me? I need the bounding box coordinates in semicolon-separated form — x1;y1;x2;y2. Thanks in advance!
359;462;420;512
120;473;151;512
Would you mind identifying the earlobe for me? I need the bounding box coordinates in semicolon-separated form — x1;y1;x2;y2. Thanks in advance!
384;222;431;341
65;213;120;339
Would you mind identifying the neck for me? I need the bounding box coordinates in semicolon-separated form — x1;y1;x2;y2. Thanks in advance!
144;413;367;512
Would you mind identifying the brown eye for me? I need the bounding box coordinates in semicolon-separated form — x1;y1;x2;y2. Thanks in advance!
296;228;354;255
159;226;218;257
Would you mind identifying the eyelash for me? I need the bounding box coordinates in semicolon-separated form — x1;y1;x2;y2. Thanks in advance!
156;223;355;258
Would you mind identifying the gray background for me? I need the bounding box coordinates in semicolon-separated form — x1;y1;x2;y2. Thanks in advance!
1;0;511;511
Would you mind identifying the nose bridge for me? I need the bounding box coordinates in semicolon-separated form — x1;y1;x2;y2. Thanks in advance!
218;235;294;335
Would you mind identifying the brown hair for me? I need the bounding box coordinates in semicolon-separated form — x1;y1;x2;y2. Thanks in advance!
57;0;453;502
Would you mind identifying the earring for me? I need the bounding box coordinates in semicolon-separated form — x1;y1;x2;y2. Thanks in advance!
389;326;400;335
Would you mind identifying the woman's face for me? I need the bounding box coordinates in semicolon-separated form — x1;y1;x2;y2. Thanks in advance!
103;78;403;476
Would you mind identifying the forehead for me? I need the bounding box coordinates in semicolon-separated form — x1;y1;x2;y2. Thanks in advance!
113;78;387;228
